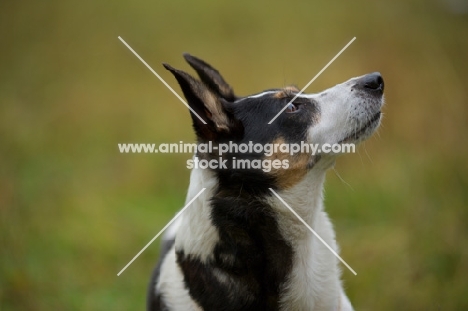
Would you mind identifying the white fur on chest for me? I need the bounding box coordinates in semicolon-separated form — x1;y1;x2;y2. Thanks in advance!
267;168;353;311
174;167;220;262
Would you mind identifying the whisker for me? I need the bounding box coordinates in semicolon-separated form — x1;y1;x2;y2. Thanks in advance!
333;167;354;191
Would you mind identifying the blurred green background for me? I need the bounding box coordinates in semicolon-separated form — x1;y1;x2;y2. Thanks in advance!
1;0;467;310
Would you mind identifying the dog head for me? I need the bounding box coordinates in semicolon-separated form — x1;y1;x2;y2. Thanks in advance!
164;54;384;191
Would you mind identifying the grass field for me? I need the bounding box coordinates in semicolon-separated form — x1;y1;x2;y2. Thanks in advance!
1;0;467;310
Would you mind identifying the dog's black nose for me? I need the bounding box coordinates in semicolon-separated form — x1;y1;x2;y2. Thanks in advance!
358;72;384;93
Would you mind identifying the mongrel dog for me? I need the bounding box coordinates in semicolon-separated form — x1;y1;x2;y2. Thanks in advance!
147;53;384;311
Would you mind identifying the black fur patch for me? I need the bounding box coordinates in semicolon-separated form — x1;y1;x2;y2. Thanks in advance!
176;192;293;310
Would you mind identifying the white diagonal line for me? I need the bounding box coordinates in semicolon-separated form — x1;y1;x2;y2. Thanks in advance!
269;188;357;275
118;36;207;125
268;37;356;124
117;187;206;276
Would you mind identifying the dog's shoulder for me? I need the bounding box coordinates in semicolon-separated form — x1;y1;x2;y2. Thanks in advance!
147;216;182;311
147;237;175;311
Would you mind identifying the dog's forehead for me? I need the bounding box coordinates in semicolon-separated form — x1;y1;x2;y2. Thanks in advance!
235;86;301;102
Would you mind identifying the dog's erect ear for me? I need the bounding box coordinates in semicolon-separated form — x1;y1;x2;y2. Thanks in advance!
183;53;237;102
163;63;242;141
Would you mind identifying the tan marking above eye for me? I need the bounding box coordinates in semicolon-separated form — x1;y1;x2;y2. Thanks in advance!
273;86;300;99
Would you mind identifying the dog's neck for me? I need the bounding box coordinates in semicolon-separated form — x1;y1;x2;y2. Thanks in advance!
178;160;334;258
266;160;343;310
267;167;327;238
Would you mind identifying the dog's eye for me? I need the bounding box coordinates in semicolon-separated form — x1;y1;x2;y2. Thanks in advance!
285;103;298;113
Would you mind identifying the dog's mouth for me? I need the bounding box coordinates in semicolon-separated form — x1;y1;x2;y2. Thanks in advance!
340;111;381;143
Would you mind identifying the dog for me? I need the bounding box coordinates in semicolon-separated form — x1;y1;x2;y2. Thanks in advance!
147;53;384;311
